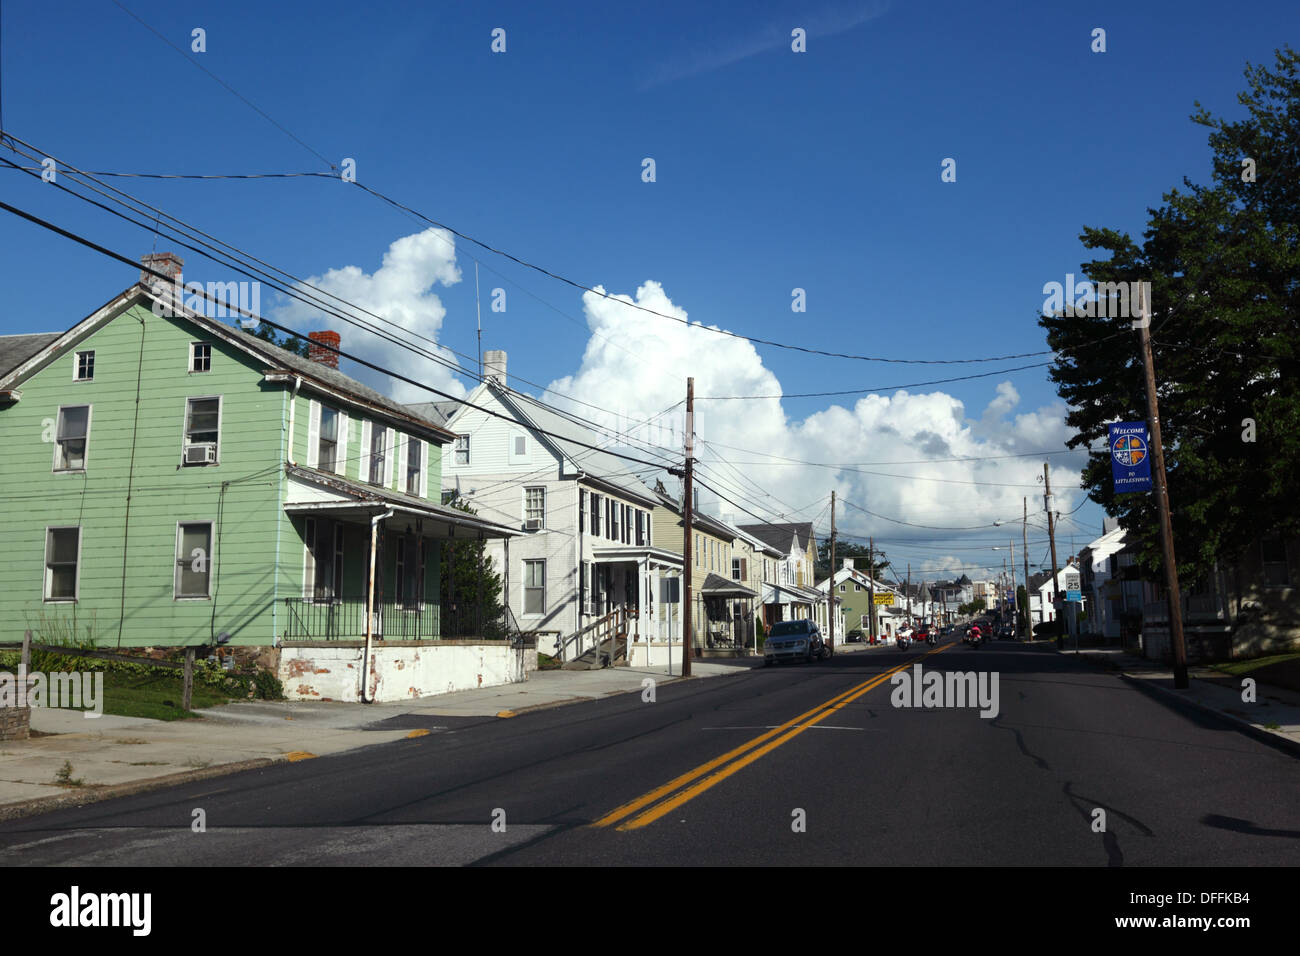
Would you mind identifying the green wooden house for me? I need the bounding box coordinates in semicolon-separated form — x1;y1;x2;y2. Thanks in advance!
0;255;516;698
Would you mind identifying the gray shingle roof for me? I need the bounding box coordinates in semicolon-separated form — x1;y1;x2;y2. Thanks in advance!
738;521;816;555
490;384;660;505
406;400;463;429
0;333;61;380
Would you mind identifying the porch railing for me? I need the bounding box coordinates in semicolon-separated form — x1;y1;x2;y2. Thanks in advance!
282;596;439;641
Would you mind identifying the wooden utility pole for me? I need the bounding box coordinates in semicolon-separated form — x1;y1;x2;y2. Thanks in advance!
827;491;836;654
682;377;694;677
1009;537;1018;637
1022;497;1030;636
1137;285;1189;688
906;563;912;621
1044;463;1061;639
867;537;877;644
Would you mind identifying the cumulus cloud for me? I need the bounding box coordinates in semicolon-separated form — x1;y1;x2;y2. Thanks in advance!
542;279;1087;553
271;228;467;403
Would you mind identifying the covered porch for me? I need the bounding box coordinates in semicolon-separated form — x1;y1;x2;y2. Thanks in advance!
585;545;683;651
281;466;519;643
698;573;759;654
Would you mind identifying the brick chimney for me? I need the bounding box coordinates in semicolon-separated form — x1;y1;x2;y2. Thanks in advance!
307;331;341;369
140;252;184;288
483;349;507;385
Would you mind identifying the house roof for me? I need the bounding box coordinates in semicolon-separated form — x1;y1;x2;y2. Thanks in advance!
406;400;463;430
284;464;519;538
476;382;660;506
0;283;454;442
646;486;740;540
0;333;61;379
699;572;758;598
737;521;816;555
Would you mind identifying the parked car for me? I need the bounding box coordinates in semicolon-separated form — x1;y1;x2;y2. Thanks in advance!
764;619;828;665
846;628;865;643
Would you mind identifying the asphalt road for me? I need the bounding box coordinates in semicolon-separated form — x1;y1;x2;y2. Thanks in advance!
3;638;1298;866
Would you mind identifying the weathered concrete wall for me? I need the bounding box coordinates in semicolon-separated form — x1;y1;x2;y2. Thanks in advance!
628;640;683;668
278;641;525;702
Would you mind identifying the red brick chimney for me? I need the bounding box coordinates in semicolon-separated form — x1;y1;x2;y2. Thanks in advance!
140;251;184;288
307;330;341;369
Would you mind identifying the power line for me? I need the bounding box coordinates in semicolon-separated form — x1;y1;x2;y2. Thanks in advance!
0;198;687;480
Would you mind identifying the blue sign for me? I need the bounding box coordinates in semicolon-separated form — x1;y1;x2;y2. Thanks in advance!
1107;421;1152;493
1066;589;1083;603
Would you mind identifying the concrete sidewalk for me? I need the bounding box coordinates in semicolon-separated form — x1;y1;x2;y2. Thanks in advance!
1064;645;1300;756
0;658;757;820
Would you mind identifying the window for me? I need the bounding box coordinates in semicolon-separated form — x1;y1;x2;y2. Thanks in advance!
524;559;546;614
304;518;344;601
580;490;587;532
406;438;423;496
525;487;546;528
454;434;470;465
839;583;846;592
44;527;80;601
190;342;211;373
74;350;94;382
53;405;90;472
610;501;620;541
590;493;601;535
855;583;863;592
318;407;339;473
183;397;220;464
1262;534;1290;586
369;425;387;485
732;557;742;581
175;522;213;599
514;436;526;456
581;560;593;614
636;510;645;547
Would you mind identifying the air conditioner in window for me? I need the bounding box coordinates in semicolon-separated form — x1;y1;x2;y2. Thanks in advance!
184;443;217;465
524;518;542;531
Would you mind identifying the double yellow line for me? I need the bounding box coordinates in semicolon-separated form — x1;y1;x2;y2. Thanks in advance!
592;643;952;831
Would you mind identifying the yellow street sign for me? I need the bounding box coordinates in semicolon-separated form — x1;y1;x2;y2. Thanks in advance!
873;594;895;605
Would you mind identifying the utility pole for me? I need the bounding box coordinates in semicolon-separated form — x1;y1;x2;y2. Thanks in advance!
682;378;694;678
475;261;483;381
828;491;836;654
1137;285;1189;688
906;563;912;622
1045;463;1061;641
867;537;877;644
1009;537;1018;637
1022;497;1030;637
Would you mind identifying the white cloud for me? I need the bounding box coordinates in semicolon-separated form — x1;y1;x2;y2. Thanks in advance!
543;279;1086;549
271;228;467;403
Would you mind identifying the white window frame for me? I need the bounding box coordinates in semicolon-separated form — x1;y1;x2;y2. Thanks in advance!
174;520;214;600
523;559;546;615
317;405;341;474
73;350;94;382
181;395;222;466
52;404;92;473
407;437;424;497
189;341;212;373
369;424;388;486
42;525;81;602
524;486;546;529
454;434;470;466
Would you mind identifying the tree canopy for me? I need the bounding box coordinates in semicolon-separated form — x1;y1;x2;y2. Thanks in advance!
1040;46;1300;584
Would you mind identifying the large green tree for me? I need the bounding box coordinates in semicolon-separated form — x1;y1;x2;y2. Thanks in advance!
1040;47;1300;585
440;499;507;637
816;539;891;581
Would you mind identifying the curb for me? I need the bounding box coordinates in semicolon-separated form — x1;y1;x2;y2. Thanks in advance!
1063;647;1300;760
0;756;284;823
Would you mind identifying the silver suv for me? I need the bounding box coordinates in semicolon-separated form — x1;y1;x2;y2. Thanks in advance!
764;619;827;665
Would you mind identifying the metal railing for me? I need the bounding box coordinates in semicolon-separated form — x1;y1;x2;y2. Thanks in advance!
282;597;439;641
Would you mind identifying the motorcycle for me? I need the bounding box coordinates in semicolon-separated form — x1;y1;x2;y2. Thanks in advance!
896;634;912;651
926;631;938;647
964;628;983;649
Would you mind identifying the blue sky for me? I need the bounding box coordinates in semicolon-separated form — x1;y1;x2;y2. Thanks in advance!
1;0;1294;581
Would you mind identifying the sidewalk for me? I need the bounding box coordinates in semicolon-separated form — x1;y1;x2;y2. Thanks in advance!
1062;645;1300;756
0;659;757;821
